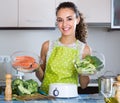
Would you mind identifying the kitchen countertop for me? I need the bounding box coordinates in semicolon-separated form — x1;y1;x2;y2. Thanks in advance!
0;93;105;103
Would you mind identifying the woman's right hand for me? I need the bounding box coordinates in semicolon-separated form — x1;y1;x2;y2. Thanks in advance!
36;66;44;82
82;44;91;59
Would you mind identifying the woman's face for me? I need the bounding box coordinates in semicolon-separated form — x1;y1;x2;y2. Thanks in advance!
56;8;80;36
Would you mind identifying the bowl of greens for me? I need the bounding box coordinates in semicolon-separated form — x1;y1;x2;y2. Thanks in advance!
73;51;105;75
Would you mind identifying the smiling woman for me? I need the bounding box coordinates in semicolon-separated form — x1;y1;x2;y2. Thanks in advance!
36;1;91;95
56;2;88;44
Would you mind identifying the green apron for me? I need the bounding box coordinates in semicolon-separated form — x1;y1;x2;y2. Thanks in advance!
40;41;79;94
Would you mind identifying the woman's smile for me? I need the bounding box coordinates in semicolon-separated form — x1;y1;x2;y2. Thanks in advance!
62;26;71;32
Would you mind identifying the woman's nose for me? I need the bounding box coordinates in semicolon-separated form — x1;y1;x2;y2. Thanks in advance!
62;20;67;26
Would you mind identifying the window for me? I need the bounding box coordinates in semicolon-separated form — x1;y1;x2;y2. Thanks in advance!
111;0;120;28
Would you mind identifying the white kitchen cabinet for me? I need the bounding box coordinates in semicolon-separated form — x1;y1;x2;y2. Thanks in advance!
78;0;111;23
0;0;55;28
19;0;55;27
56;0;111;23
0;0;18;27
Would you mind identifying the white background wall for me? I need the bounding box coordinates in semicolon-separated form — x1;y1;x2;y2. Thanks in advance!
0;27;120;84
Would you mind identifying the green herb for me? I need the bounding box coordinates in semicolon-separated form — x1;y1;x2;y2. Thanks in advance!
12;78;39;96
74;55;104;75
84;55;103;70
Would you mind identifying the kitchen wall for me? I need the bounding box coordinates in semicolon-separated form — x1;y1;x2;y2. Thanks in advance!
87;27;120;79
0;27;120;84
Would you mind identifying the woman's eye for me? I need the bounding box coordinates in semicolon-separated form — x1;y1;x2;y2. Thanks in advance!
57;19;63;22
68;18;72;21
56;17;73;23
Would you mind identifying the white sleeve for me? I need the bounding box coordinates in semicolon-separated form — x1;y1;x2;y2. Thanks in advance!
78;41;85;59
46;40;56;62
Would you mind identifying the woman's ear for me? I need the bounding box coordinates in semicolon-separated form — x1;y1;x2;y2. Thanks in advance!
77;17;80;25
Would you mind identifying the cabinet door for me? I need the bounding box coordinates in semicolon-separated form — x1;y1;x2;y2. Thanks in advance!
19;0;55;27
0;0;18;27
56;0;110;23
78;0;110;23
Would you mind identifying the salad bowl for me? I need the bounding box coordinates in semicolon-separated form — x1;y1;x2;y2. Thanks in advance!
73;51;105;75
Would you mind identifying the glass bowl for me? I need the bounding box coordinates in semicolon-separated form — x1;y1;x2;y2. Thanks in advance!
11;51;41;73
73;51;105;75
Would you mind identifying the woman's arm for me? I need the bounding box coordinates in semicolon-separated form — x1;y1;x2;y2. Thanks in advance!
35;41;49;82
79;44;91;89
79;75;90;89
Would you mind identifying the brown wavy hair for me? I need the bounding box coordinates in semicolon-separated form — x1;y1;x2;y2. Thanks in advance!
56;2;88;43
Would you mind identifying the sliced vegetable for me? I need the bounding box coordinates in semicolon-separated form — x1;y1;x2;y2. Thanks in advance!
74;55;104;75
85;55;103;68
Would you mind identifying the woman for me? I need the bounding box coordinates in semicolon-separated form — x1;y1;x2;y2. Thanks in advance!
36;1;91;94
